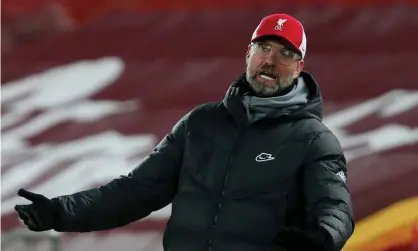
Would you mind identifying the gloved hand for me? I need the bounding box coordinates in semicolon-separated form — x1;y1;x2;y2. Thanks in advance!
14;189;57;232
276;226;330;251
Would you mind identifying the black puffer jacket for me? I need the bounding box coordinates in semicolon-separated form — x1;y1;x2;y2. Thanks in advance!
50;72;355;251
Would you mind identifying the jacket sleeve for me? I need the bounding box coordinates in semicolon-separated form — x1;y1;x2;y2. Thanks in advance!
51;112;189;232
303;131;355;251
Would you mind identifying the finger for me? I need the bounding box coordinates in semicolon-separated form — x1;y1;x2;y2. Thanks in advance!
16;206;41;230
15;205;30;221
26;207;43;230
28;224;42;232
17;189;42;203
25;218;38;231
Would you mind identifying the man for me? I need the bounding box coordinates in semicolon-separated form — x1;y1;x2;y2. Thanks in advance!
15;13;355;251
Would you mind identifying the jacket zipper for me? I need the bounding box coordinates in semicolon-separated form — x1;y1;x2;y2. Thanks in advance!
284;191;288;226
247;96;252;110
207;126;244;251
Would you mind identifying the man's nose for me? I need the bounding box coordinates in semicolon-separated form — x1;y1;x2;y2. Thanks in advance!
264;51;277;66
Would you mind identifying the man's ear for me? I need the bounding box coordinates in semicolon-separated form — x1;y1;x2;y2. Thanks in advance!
294;60;304;78
245;45;251;64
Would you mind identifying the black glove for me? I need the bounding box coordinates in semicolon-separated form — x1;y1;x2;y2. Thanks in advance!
14;189;57;232
276;227;330;251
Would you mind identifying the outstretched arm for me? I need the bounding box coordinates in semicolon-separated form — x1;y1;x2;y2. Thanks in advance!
51;113;190;232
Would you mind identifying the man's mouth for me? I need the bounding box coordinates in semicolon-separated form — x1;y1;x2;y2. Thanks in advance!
258;72;277;81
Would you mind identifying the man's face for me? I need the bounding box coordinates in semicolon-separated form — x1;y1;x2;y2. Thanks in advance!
245;38;304;96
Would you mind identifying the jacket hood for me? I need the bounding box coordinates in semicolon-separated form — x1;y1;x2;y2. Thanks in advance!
222;71;324;125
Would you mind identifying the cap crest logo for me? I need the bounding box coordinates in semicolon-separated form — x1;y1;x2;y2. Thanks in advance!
274;18;287;31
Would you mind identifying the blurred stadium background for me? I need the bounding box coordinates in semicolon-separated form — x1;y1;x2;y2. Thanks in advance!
1;0;418;251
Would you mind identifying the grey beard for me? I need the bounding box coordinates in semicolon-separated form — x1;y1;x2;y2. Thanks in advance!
246;72;294;97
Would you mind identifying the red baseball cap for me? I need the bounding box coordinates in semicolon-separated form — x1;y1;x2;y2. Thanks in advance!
251;13;307;59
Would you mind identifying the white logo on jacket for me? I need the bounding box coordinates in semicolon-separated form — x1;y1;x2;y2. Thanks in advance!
255;153;275;162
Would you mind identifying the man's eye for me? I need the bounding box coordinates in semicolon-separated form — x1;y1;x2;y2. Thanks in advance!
280;50;294;58
259;44;270;51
